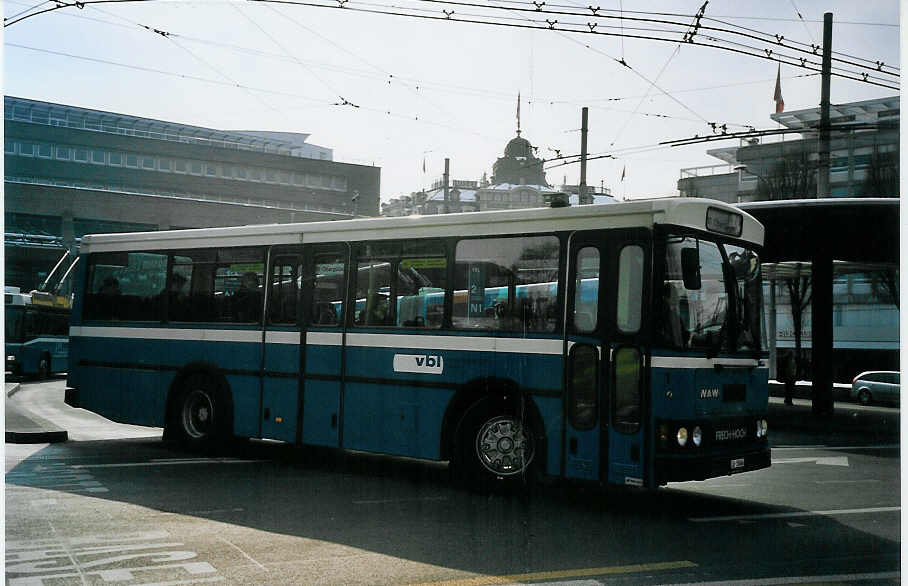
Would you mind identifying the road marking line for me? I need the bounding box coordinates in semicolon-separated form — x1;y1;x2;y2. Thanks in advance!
409;560;698;585
353;496;449;505
772;456;849;466
690;506;900;523
72;459;266;469
217;537;267;572
659;570;900;585
773;444;899;451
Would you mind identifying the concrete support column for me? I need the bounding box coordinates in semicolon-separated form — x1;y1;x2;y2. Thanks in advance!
810;251;834;416
768;277;777;380
61;209;75;253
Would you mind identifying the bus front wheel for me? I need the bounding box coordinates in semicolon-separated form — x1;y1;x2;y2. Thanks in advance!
172;374;230;449
454;399;537;491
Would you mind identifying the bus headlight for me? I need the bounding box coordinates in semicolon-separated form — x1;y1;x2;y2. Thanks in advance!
692;426;702;447
756;419;768;438
676;427;688;447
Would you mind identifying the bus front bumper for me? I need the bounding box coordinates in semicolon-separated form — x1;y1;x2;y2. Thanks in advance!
655;445;771;485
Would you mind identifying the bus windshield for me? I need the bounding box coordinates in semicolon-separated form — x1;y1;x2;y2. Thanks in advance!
658;234;764;354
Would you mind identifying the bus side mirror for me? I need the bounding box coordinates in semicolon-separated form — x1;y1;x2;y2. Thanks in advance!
681;248;701;290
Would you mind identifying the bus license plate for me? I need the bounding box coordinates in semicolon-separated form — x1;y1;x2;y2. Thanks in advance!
731;458;745;470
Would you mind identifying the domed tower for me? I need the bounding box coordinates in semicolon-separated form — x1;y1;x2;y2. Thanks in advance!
491;133;548;186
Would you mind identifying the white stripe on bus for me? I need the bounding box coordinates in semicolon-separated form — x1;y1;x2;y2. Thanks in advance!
70;327;766;367
345;333;564;355
70;326;262;344
650;356;768;369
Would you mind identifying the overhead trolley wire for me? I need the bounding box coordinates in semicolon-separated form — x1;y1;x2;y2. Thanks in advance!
397;0;898;77
246;0;898;89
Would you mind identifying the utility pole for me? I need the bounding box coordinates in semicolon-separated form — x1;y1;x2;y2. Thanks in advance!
579;107;590;205
817;12;832;198
443;158;450;214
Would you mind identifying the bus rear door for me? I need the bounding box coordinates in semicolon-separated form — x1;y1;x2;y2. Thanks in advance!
263;247;304;443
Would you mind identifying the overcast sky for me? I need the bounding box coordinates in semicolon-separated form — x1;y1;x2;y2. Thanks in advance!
4;0;900;204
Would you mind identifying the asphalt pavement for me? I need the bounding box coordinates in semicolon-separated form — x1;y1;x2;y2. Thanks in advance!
5;379;899;445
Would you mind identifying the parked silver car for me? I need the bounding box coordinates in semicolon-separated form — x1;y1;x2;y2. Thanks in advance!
850;371;900;406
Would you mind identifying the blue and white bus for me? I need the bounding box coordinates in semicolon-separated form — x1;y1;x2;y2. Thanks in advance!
66;198;770;489
6;287;71;379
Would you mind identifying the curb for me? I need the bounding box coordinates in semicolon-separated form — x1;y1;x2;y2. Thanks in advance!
5;429;69;444
5;383;69;444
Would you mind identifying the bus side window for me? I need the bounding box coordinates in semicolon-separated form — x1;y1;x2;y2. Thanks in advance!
613;347;641;433
398;240;447;329
573;247;599;333
616;245;644;334
453;235;560;332
311;253;345;326
269;259;298;325
355;260;392;326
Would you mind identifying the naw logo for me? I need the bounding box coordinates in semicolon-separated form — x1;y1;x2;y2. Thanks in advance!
699;388;720;399
393;354;444;375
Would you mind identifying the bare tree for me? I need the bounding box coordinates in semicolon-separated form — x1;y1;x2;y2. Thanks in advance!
862;150;899;197
756;151;817;200
870;267;899;309
785;275;812;379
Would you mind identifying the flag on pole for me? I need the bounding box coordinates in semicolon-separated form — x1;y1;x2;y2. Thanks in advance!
773;65;784;114
620;165;626;182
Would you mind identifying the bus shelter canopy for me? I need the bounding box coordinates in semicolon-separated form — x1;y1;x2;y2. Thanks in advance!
738;198;898;265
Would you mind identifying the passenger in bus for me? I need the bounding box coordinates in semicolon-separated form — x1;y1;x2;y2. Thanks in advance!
98;277;121;319
165;274;190;321
99;277;120;297
233;272;262;323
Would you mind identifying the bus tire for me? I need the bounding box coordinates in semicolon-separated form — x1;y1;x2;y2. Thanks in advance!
173;374;231;450
37;355;51;380
453;398;538;492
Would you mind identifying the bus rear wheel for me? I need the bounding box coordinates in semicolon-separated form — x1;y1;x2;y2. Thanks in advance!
454;399;537;492
172;374;230;450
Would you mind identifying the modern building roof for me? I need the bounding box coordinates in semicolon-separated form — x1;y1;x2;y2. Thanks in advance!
4;95;331;159
769;95;899;131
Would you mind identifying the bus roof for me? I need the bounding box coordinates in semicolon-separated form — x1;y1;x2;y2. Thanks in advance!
79;197;763;253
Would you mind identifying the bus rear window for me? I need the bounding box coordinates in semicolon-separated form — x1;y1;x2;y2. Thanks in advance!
85;251;168;321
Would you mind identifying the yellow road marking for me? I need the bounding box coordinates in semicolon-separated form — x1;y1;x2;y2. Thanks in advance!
411;560;698;586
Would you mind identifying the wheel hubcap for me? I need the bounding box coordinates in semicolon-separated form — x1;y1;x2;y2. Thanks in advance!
182;389;214;439
475;416;534;476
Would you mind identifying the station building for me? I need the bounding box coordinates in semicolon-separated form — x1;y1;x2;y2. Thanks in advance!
5;96;381;291
677;95;899;203
381;132;613;217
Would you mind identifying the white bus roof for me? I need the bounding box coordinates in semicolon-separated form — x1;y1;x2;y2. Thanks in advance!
79;197;763;254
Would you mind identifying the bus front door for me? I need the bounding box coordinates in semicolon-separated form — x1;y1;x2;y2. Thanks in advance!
566;230;648;487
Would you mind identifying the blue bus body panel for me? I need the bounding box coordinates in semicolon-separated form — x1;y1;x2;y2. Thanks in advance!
303;338;343;447
263;335;298;443
342;333;564;467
